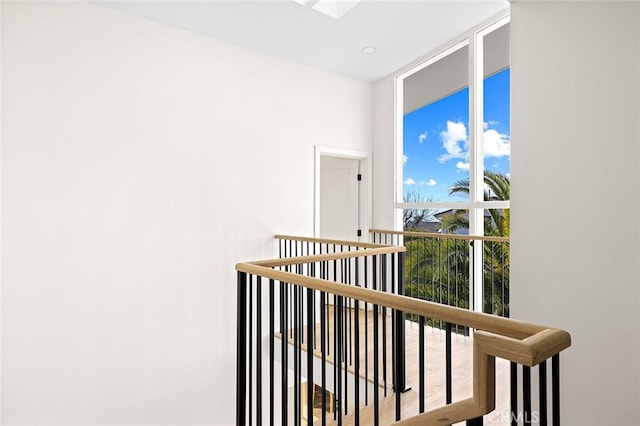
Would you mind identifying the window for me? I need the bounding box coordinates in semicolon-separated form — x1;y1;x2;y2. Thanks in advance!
396;16;510;313
402;43;470;204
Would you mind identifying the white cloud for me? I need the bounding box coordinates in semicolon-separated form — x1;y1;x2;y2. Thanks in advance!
439;121;468;163
434;121;509;173
483;120;500;129
404;177;416;185
483;128;510;158
456;161;470;170
403;155;408;165
420;179;437;186
418;131;427;144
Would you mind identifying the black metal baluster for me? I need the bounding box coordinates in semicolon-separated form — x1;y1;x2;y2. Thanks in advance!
364;255;369;405
306;288;314;425
320;291;327;426
298;265;304;346
443;238;448;308
355;254;359;287
391;254;397;403
348;262;353;367
332;258;338;363
510;362;517;426
552;354;560;425
289;267;293;341
502;241;507;317
311;261;317;351
354;298;360;425
333;290;338;421
269;279;275;426
394;307;403;420
236;272;247;426
294;286;300;426
419;315;425;413
523;366;532;426
281;282;288;426
381;254;388;397
408;236;414;300
343;297;348;416
257;277;262;426
396;252;406;393
373;303;380;426
492;241;503;315
454;239;459;313
298;285;304;426
539;360;548;426
336;296;343;426
248;275;253;426
416;238;428;300
428;237;433;304
445;322;452;405
325;290;330;359
438;238;443;309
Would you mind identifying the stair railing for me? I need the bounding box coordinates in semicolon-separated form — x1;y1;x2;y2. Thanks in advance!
236;235;570;425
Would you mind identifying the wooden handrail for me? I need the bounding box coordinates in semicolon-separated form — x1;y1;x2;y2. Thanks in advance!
251;245;405;268
275;234;397;249
237;236;570;425
236;261;564;342
370;228;509;243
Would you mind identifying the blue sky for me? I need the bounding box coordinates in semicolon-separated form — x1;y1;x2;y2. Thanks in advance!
403;68;510;202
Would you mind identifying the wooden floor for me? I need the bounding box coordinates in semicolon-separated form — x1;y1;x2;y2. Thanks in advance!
279;305;511;425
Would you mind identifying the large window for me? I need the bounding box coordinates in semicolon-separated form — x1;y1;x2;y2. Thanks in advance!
396;16;510;312
402;43;471;204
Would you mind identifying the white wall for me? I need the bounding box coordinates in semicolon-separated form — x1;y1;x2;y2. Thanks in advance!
1;2;372;424
0;0;3;422
372;75;396;231
510;1;640;424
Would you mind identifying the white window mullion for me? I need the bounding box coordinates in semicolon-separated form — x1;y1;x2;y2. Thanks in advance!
469;31;485;313
394;75;403;205
394;73;404;231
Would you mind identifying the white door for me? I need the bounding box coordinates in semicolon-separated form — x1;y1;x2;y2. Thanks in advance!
319;156;360;241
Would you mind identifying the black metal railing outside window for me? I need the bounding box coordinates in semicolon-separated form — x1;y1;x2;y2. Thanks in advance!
371;230;510;320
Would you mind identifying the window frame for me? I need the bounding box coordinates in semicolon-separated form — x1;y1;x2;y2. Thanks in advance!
394;13;511;312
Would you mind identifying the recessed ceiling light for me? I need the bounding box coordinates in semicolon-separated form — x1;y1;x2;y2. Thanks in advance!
361;46;376;55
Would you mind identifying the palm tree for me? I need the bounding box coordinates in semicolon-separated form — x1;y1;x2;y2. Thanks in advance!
440;171;510;237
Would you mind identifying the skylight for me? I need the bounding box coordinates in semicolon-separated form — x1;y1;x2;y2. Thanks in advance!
291;0;364;20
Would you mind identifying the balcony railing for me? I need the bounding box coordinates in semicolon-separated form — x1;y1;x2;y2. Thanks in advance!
236;235;570;425
371;229;509;318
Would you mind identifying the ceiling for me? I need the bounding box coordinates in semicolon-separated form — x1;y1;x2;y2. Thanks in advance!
97;0;510;82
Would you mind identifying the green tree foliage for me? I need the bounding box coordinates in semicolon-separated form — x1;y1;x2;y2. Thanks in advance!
404;172;510;321
440;171;510;237
404;236;470;330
